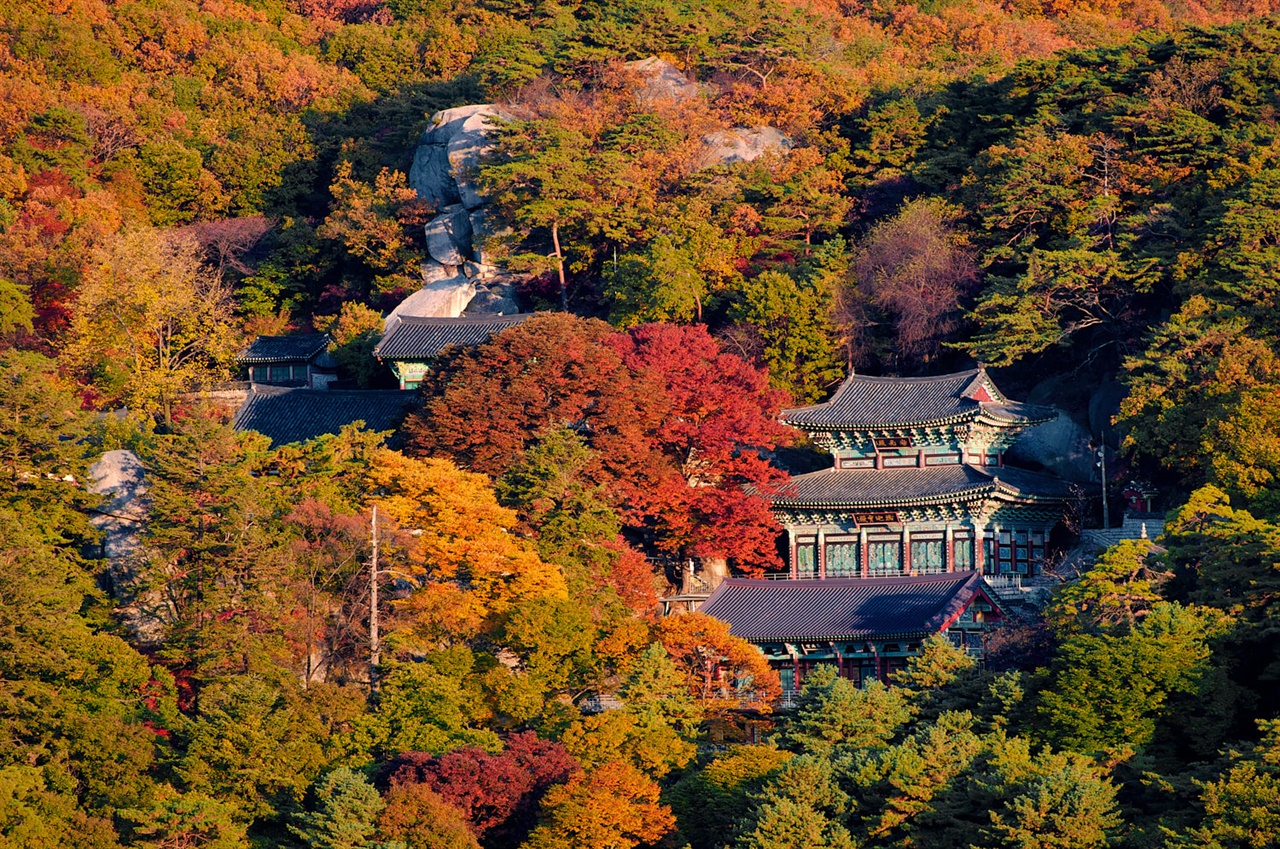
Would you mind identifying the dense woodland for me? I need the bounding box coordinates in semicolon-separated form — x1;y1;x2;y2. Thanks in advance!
4;0;1280;846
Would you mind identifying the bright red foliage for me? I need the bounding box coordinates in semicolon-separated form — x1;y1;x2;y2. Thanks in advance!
384;731;580;846
402;315;794;575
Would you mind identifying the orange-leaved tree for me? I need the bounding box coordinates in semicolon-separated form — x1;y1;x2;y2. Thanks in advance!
365;449;566;644
522;760;675;849
657;613;780;713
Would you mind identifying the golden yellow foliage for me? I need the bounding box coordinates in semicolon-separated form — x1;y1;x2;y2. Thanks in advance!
366;449;566;641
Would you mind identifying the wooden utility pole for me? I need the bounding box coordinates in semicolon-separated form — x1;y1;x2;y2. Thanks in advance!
369;505;380;694
1099;438;1110;531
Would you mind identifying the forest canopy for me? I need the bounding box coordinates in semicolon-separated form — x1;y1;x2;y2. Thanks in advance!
4;0;1280;846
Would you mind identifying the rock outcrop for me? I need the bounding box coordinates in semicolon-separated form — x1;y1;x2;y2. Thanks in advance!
423;205;473;266
403;105;514;319
409;104;504;212
399;60;789;321
89;450;167;646
698;126;792;167
626;56;701;103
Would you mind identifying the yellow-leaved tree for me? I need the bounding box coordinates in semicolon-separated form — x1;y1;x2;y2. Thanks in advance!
67;227;239;423
365;449;566;645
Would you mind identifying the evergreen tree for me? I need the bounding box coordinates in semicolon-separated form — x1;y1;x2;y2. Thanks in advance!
289;768;385;849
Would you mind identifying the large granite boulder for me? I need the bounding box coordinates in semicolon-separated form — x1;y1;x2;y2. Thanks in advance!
698;126;792;168
385;276;477;329
410;104;506;210
625;56;700;103
410;106;477;209
1006;411;1096;483
89;450;168;645
420;258;458;285
424;204;474;266
449;106;504;210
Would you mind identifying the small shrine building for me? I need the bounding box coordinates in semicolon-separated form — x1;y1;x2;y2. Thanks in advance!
238;334;337;389
373;313;530;390
774;367;1076;580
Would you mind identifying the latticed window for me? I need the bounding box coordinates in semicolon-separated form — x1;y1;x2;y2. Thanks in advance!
911;539;945;574
954;538;973;570
825;542;860;577
796;543;817;578
868;541;901;577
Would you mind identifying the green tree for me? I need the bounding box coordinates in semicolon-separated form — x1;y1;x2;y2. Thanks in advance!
119;788;248;849
1036;603;1230;759
318;302;385;389
0;351;96;542
317;163;425;295
289;768;384;849
985;752;1122;849
736;756;855;849
667;746;793;849
0;279;33;336
785;664;911;756
731;263;842;405
479;120;603;310
1045;540;1167;636
1174;720;1280;849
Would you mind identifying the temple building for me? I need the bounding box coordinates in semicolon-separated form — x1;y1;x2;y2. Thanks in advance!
694;368;1077;697
373;313;530;390
700;571;1006;697
237;334;338;389
774;367;1076;580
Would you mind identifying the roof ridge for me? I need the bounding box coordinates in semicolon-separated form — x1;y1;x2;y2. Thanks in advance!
838;368;980;384
392;313;529;326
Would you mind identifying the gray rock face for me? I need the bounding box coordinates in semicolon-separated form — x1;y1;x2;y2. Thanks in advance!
89;450;168;646
698;126;792;168
385;277;478;329
1007;412;1096;483
424;205;474;266
420;259;458;285
403;104;523;320
449;107;503;210
89;449;147;561
625;56;700;103
466;279;519;315
409;104;493;209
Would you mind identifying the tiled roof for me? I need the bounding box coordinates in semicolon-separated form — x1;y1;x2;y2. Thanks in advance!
237;334;330;364
233;386;416;446
774;463;1077;508
374;314;530;360
781;368;1053;429
701;571;987;642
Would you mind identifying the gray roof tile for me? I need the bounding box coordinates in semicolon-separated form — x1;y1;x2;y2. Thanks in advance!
237;334;330;364
774;463;1077;508
701;571;989;641
233;387;416;446
781;368;1053;429
374;314;530;360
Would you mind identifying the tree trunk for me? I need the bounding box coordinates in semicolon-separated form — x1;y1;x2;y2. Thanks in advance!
551;221;567;311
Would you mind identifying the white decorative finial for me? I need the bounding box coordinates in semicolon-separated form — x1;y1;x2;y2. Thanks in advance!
1140;523;1148;539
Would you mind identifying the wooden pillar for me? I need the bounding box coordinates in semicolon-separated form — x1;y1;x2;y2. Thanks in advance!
787;528;797;579
859;527;869;578
902;526;912;575
817;528;826;580
973;519;986;574
945;525;954;572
